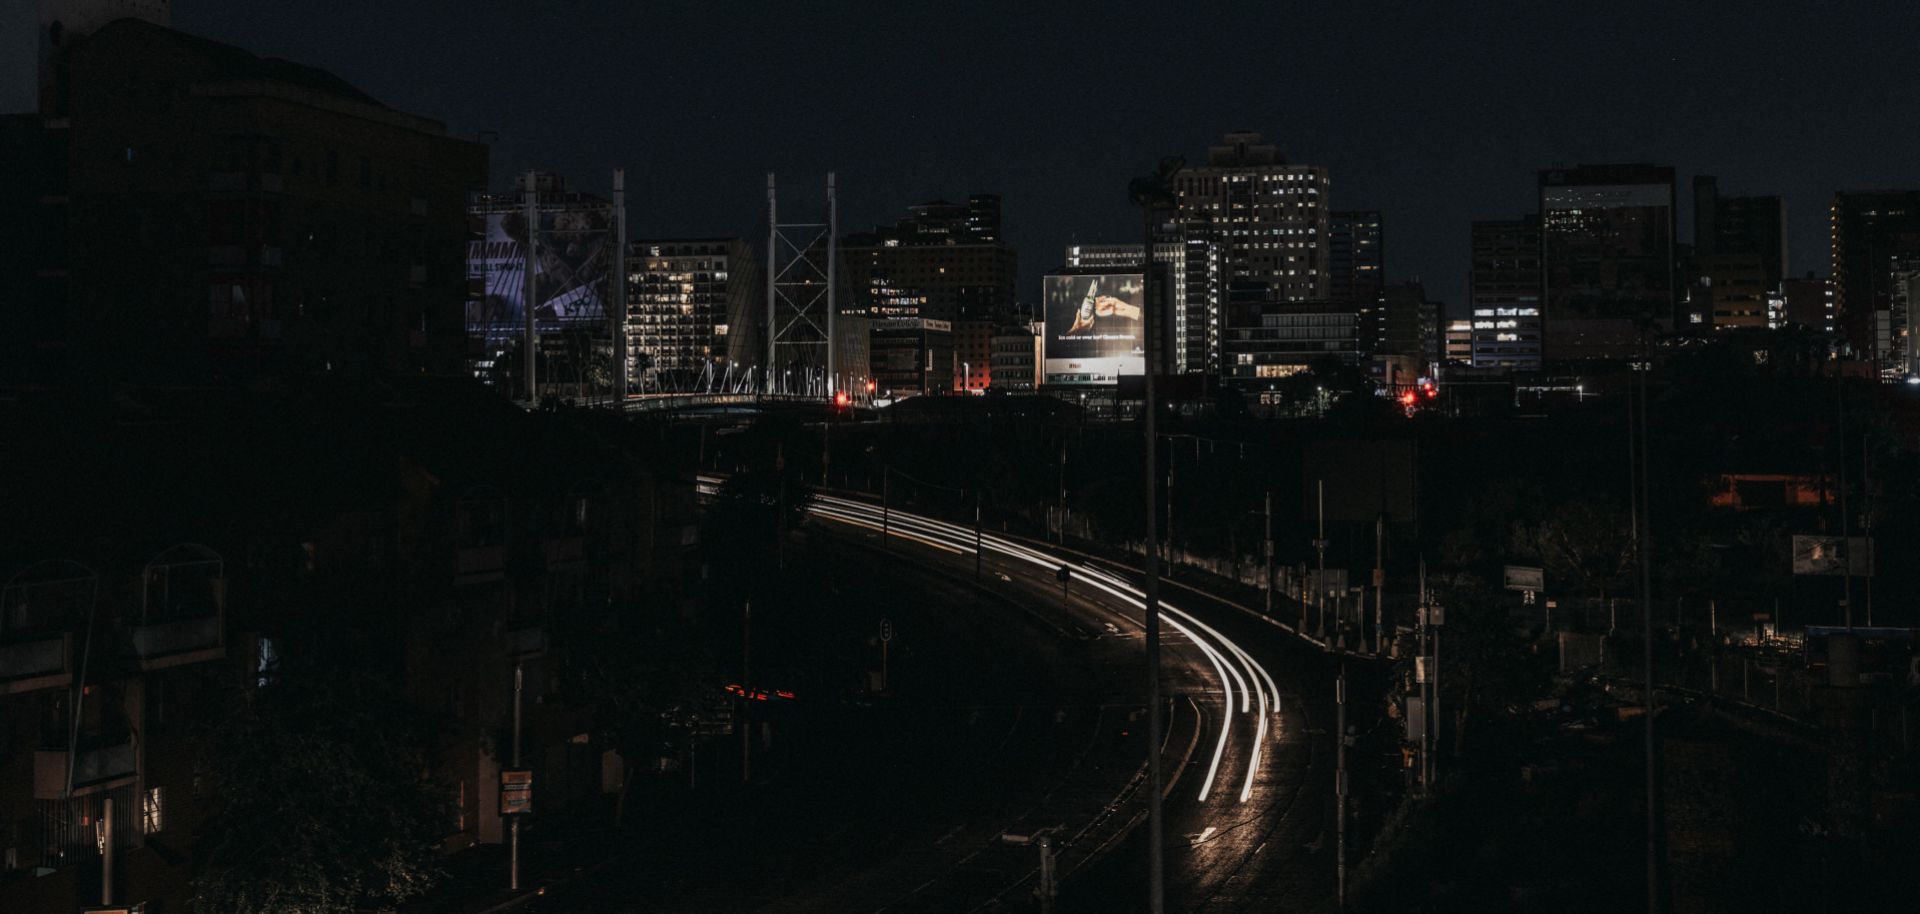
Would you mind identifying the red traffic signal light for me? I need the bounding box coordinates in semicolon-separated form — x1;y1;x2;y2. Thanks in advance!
834;391;850;407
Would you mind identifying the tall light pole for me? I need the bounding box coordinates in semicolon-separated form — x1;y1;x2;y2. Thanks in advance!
1129;155;1182;914
1635;336;1661;913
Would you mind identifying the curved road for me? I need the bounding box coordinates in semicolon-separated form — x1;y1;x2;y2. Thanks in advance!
801;491;1345;913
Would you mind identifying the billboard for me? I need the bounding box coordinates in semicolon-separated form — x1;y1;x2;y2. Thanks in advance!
1042;273;1144;386
465;204;614;338
1503;565;1545;592
1791;535;1873;576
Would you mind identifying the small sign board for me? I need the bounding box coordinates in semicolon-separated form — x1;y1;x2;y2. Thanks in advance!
1791;535;1873;576
1503;565;1545;592
499;769;533;816
1056;565;1072;583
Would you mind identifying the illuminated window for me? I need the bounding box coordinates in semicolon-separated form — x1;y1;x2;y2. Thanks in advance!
143;787;164;834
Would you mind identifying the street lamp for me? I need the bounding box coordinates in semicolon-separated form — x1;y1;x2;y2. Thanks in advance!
1128;154;1182;914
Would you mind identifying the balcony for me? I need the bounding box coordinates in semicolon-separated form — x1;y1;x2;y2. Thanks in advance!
130;615;223;670
137;548;226;670
456;544;508;584
34;741;138;800
0;632;71;695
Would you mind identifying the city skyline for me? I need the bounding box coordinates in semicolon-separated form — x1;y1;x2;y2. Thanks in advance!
119;0;1920;313
7;4;1920;912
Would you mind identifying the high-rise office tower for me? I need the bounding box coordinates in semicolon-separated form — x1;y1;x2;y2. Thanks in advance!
1694;176;1787;287
1830;190;1920;374
1693;176;1786;332
1779;273;1835;334
1174;132;1331;302
842;193;1017;323
1376;281;1439;368
1063;225;1222;375
1469;217;1545;369
625;238;762;390
1539;164;1676;359
1329;210;1384;305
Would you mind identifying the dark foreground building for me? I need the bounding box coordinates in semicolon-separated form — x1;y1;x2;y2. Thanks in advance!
7;18;487;385
0;379;697;913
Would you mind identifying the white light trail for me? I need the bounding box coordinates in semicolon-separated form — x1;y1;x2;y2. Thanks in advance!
805;493;1279;805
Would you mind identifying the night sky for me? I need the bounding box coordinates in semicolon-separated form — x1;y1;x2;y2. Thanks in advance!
61;2;1920;311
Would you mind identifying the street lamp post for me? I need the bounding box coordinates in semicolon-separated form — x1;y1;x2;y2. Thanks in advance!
1129;155;1183;914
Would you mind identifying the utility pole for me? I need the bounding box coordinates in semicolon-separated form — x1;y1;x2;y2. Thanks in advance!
1637;340;1660;914
101;794;114;906
510;659;523;891
1130;156;1182;914
1263;491;1274;616
1373;513;1385;656
1432;622;1442;770
1418;556;1431;796
1165;460;1174;559
1057;435;1068;543
522;170;539;404
1037;833;1058;913
881;467;891;550
1836;356;1853;627
1315;479;1328;641
742;599;752;784
1300;561;1309;634
974;490;983;580
1060;566;1072;629
1336;661;1348;909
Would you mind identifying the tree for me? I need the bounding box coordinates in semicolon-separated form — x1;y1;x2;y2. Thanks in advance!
1427;576;1553;753
1527;496;1636;606
192;663;451;914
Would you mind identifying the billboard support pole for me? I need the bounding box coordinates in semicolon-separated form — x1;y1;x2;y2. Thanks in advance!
613;168;628;403
523;171;539;404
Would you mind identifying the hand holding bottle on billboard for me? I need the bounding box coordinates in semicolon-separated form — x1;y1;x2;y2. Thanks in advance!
1093;295;1140;322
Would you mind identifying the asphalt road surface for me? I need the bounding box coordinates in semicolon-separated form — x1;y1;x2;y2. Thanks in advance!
525;484;1358;913
802;491;1357;913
